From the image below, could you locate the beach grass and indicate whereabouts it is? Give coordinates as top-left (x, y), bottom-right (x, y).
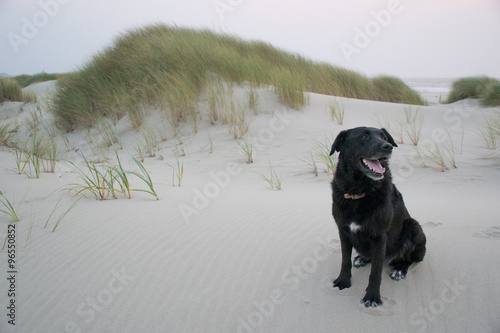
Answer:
top-left (301, 151), bottom-right (318, 176)
top-left (446, 76), bottom-right (500, 106)
top-left (481, 81), bottom-right (500, 107)
top-left (260, 160), bottom-right (282, 190)
top-left (167, 158), bottom-right (184, 187)
top-left (66, 152), bottom-right (159, 200)
top-left (329, 98), bottom-right (345, 125)
top-left (0, 193), bottom-right (19, 222)
top-left (403, 106), bottom-right (424, 146)
top-left (0, 77), bottom-right (38, 103)
top-left (13, 72), bottom-right (60, 88)
top-left (50, 25), bottom-right (425, 131)
top-left (479, 115), bottom-right (499, 150)
top-left (311, 133), bottom-right (337, 174)
top-left (0, 122), bottom-right (17, 146)
top-left (236, 140), bottom-right (253, 163)
top-left (50, 196), bottom-right (82, 233)
top-left (1, 77), bottom-right (24, 103)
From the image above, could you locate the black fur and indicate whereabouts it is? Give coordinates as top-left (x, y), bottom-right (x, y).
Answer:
top-left (330, 127), bottom-right (426, 307)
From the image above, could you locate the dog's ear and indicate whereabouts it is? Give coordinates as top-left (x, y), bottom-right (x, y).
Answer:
top-left (381, 128), bottom-right (398, 147)
top-left (330, 130), bottom-right (349, 155)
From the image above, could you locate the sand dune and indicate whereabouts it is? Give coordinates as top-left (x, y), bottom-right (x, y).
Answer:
top-left (1, 81), bottom-right (499, 332)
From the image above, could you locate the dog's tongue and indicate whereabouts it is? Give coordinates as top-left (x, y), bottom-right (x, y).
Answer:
top-left (365, 159), bottom-right (386, 174)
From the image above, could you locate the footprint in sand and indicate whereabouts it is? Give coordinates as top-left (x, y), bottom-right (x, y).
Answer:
top-left (473, 226), bottom-right (500, 240)
top-left (358, 297), bottom-right (398, 316)
top-left (320, 275), bottom-right (362, 297)
top-left (422, 221), bottom-right (442, 228)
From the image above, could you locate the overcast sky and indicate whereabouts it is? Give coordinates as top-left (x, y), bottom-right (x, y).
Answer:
top-left (1, 0), bottom-right (499, 78)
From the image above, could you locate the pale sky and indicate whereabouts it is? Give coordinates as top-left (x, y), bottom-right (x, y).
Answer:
top-left (1, 0), bottom-right (499, 78)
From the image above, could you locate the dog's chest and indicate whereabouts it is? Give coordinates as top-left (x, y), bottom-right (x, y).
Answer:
top-left (349, 222), bottom-right (362, 233)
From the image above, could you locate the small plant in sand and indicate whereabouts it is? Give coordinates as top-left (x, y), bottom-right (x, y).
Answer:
top-left (44, 195), bottom-right (83, 232)
top-left (167, 158), bottom-right (184, 187)
top-left (311, 133), bottom-right (337, 174)
top-left (416, 134), bottom-right (457, 172)
top-left (236, 140), bottom-right (253, 163)
top-left (25, 132), bottom-right (44, 179)
top-left (67, 152), bottom-right (159, 200)
top-left (329, 98), bottom-right (345, 125)
top-left (24, 106), bottom-right (43, 132)
top-left (127, 155), bottom-right (159, 200)
top-left (135, 144), bottom-right (146, 162)
top-left (0, 193), bottom-right (19, 222)
top-left (112, 150), bottom-right (132, 199)
top-left (444, 131), bottom-right (458, 169)
top-left (40, 125), bottom-right (60, 173)
top-left (301, 151), bottom-right (318, 176)
top-left (260, 160), bottom-right (282, 190)
top-left (138, 126), bottom-right (160, 158)
top-left (43, 136), bottom-right (59, 173)
top-left (228, 102), bottom-right (251, 139)
top-left (479, 114), bottom-right (500, 150)
top-left (247, 85), bottom-right (260, 115)
top-left (403, 106), bottom-right (424, 146)
top-left (424, 142), bottom-right (448, 172)
top-left (67, 153), bottom-right (117, 200)
top-left (11, 144), bottom-right (25, 175)
top-left (393, 121), bottom-right (405, 145)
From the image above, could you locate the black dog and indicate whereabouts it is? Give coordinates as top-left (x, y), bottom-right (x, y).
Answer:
top-left (329, 127), bottom-right (426, 307)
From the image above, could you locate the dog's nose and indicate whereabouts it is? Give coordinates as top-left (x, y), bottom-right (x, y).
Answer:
top-left (382, 142), bottom-right (393, 151)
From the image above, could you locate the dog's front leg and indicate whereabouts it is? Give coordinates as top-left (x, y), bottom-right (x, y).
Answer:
top-left (362, 233), bottom-right (387, 307)
top-left (333, 230), bottom-right (352, 290)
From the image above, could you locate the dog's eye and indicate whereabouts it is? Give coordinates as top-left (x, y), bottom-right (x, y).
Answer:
top-left (361, 134), bottom-right (369, 140)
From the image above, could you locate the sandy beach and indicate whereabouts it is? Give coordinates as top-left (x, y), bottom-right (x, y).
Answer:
top-left (1, 80), bottom-right (499, 333)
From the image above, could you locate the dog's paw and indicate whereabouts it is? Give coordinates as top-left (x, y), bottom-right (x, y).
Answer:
top-left (353, 255), bottom-right (370, 268)
top-left (333, 276), bottom-right (351, 290)
top-left (361, 292), bottom-right (383, 308)
top-left (390, 269), bottom-right (407, 280)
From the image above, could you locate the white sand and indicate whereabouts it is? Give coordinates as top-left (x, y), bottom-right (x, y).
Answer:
top-left (1, 81), bottom-right (499, 332)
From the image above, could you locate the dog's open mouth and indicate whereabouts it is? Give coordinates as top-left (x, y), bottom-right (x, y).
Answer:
top-left (360, 158), bottom-right (387, 179)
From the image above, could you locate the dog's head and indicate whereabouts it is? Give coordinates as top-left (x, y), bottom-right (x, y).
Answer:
top-left (330, 127), bottom-right (397, 181)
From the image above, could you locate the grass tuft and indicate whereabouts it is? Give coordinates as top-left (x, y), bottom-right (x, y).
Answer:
top-left (236, 140), bottom-right (253, 163)
top-left (329, 98), bottom-right (345, 125)
top-left (446, 76), bottom-right (500, 106)
top-left (402, 106), bottom-right (424, 146)
top-left (311, 133), bottom-right (337, 174)
top-left (66, 152), bottom-right (159, 200)
top-left (167, 158), bottom-right (184, 187)
top-left (0, 194), bottom-right (19, 222)
top-left (260, 160), bottom-right (282, 190)
top-left (479, 113), bottom-right (500, 149)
